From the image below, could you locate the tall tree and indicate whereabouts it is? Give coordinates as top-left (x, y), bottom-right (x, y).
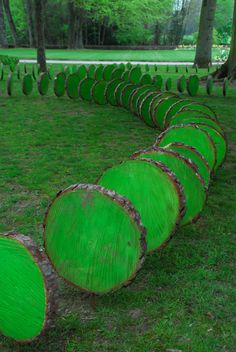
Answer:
top-left (0, 0), bottom-right (7, 47)
top-left (3, 0), bottom-right (17, 46)
top-left (25, 0), bottom-right (35, 47)
top-left (34, 0), bottom-right (46, 72)
top-left (194, 0), bottom-right (217, 68)
top-left (214, 0), bottom-right (236, 79)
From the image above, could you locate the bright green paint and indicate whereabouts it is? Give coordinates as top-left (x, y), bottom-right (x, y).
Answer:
top-left (157, 126), bottom-right (216, 171)
top-left (44, 188), bottom-right (143, 294)
top-left (0, 236), bottom-right (46, 341)
top-left (99, 160), bottom-right (181, 253)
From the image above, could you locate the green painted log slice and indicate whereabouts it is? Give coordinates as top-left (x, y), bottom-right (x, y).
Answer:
top-left (151, 92), bottom-right (176, 129)
top-left (38, 72), bottom-right (50, 96)
top-left (47, 65), bottom-right (54, 80)
top-left (23, 64), bottom-right (27, 73)
top-left (119, 63), bottom-right (126, 70)
top-left (103, 65), bottom-right (116, 81)
top-left (7, 73), bottom-right (13, 96)
top-left (152, 96), bottom-right (180, 130)
top-left (163, 99), bottom-right (192, 127)
top-left (91, 80), bottom-right (107, 105)
top-left (44, 184), bottom-right (146, 294)
top-left (223, 78), bottom-right (229, 97)
top-left (187, 75), bottom-right (199, 96)
top-left (54, 72), bottom-right (66, 97)
top-left (169, 111), bottom-right (224, 134)
top-left (130, 85), bottom-right (156, 115)
top-left (77, 65), bottom-right (87, 81)
top-left (114, 81), bottom-right (129, 106)
top-left (129, 66), bottom-right (142, 84)
top-left (139, 73), bottom-right (152, 85)
top-left (164, 142), bottom-right (211, 187)
top-left (177, 75), bottom-right (186, 93)
top-left (111, 67), bottom-right (125, 80)
top-left (22, 74), bottom-right (33, 96)
top-left (0, 63), bottom-right (4, 81)
top-left (155, 125), bottom-right (216, 171)
top-left (79, 78), bottom-right (95, 101)
top-left (98, 159), bottom-right (184, 253)
top-left (120, 84), bottom-right (138, 110)
top-left (0, 232), bottom-right (57, 342)
top-left (126, 62), bottom-right (132, 69)
top-left (106, 79), bottom-right (123, 106)
top-left (121, 70), bottom-right (130, 82)
top-left (138, 91), bottom-right (160, 127)
top-left (206, 76), bottom-right (213, 96)
top-left (133, 148), bottom-right (206, 225)
top-left (64, 66), bottom-right (71, 76)
top-left (87, 64), bottom-right (96, 79)
top-left (145, 64), bottom-right (150, 72)
top-left (95, 65), bottom-right (104, 81)
top-left (32, 64), bottom-right (37, 80)
top-left (152, 75), bottom-right (163, 90)
top-left (191, 124), bottom-right (227, 170)
top-left (66, 73), bottom-right (80, 99)
top-left (165, 77), bottom-right (172, 91)
top-left (180, 102), bottom-right (217, 120)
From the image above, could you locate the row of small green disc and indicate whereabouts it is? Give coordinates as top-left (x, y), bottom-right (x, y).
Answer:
top-left (0, 64), bottom-right (227, 343)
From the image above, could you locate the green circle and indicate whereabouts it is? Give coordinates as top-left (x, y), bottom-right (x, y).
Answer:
top-left (44, 185), bottom-right (145, 294)
top-left (88, 64), bottom-right (96, 79)
top-left (165, 78), bottom-right (172, 91)
top-left (139, 73), bottom-right (152, 85)
top-left (181, 102), bottom-right (217, 120)
top-left (38, 72), bottom-right (50, 96)
top-left (103, 65), bottom-right (116, 81)
top-left (164, 100), bottom-right (192, 127)
top-left (134, 148), bottom-right (206, 225)
top-left (152, 75), bottom-right (163, 90)
top-left (0, 235), bottom-right (47, 341)
top-left (106, 79), bottom-right (123, 106)
top-left (165, 142), bottom-right (211, 187)
top-left (121, 70), bottom-right (130, 83)
top-left (111, 67), bottom-right (125, 80)
top-left (99, 159), bottom-right (182, 253)
top-left (129, 66), bottom-right (142, 84)
top-left (129, 85), bottom-right (155, 114)
top-left (22, 74), bottom-right (33, 96)
top-left (95, 65), bottom-right (104, 81)
top-left (139, 92), bottom-right (159, 127)
top-left (79, 78), bottom-right (95, 101)
top-left (66, 73), bottom-right (80, 99)
top-left (92, 80), bottom-right (107, 105)
top-left (77, 65), bottom-right (87, 80)
top-left (187, 75), bottom-right (199, 96)
top-left (64, 66), bottom-right (71, 76)
top-left (120, 84), bottom-right (138, 109)
top-left (152, 95), bottom-right (179, 130)
top-left (156, 125), bottom-right (216, 171)
top-left (54, 72), bottom-right (66, 97)
top-left (177, 75), bottom-right (186, 93)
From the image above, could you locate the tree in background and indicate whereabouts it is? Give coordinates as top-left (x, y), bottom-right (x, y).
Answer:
top-left (194, 0), bottom-right (217, 68)
top-left (214, 0), bottom-right (236, 79)
top-left (25, 0), bottom-right (35, 47)
top-left (3, 0), bottom-right (18, 46)
top-left (0, 0), bottom-right (7, 47)
top-left (167, 0), bottom-right (190, 46)
top-left (34, 0), bottom-right (46, 72)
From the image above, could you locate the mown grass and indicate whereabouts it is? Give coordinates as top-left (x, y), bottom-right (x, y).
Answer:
top-left (0, 64), bottom-right (235, 352)
top-left (0, 47), bottom-right (222, 62)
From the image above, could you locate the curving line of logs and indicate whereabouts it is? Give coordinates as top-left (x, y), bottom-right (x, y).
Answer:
top-left (0, 63), bottom-right (227, 343)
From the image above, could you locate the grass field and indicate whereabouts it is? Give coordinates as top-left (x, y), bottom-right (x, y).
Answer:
top-left (0, 65), bottom-right (235, 352)
top-left (0, 47), bottom-right (222, 62)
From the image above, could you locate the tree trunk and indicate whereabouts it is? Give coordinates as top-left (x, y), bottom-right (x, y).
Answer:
top-left (34, 0), bottom-right (46, 72)
top-left (75, 8), bottom-right (84, 49)
top-left (25, 0), bottom-right (35, 47)
top-left (194, 0), bottom-right (217, 68)
top-left (68, 0), bottom-right (76, 49)
top-left (3, 0), bottom-right (17, 47)
top-left (0, 0), bottom-right (7, 47)
top-left (213, 0), bottom-right (236, 79)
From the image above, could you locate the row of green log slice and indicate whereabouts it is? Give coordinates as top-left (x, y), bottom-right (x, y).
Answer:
top-left (0, 64), bottom-right (227, 343)
top-left (5, 62), bottom-right (231, 97)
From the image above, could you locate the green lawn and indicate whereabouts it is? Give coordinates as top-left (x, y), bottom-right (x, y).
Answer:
top-left (0, 65), bottom-right (235, 352)
top-left (0, 47), bottom-right (222, 62)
